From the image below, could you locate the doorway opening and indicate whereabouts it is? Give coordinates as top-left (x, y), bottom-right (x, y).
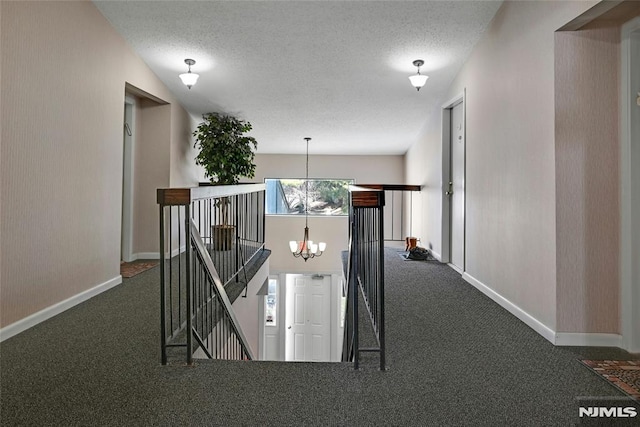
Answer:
top-left (262, 273), bottom-right (344, 362)
top-left (441, 91), bottom-right (466, 272)
top-left (121, 96), bottom-right (135, 262)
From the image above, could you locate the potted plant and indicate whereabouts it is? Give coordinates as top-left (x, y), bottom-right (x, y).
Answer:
top-left (193, 113), bottom-right (258, 250)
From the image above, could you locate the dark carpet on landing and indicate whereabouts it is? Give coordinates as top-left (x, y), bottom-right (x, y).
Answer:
top-left (1, 248), bottom-right (638, 426)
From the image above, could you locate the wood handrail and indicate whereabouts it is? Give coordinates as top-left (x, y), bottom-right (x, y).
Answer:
top-left (356, 184), bottom-right (422, 192)
top-left (157, 183), bottom-right (266, 206)
top-left (349, 185), bottom-right (385, 208)
top-left (349, 184), bottom-right (421, 208)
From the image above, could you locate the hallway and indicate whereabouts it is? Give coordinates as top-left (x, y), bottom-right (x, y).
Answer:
top-left (0, 248), bottom-right (636, 426)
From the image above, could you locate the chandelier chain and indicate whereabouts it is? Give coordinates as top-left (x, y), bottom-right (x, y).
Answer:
top-left (290, 137), bottom-right (325, 261)
top-left (305, 138), bottom-right (309, 228)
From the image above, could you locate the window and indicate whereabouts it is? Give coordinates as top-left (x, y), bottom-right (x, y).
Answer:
top-left (265, 279), bottom-right (277, 326)
top-left (265, 178), bottom-right (354, 216)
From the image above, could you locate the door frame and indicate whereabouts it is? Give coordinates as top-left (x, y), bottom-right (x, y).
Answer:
top-left (440, 90), bottom-right (466, 269)
top-left (283, 272), bottom-right (341, 362)
top-left (121, 96), bottom-right (136, 262)
top-left (620, 18), bottom-right (640, 353)
top-left (284, 273), bottom-right (332, 362)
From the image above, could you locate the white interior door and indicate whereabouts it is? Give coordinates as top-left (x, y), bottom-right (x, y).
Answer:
top-left (285, 274), bottom-right (331, 361)
top-left (450, 101), bottom-right (465, 271)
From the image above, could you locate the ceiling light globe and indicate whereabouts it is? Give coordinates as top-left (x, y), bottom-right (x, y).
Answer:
top-left (179, 72), bottom-right (199, 88)
top-left (409, 74), bottom-right (428, 90)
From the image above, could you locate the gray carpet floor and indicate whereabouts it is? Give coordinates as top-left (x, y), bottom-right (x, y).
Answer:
top-left (1, 248), bottom-right (638, 426)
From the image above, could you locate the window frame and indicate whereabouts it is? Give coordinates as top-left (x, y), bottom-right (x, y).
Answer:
top-left (264, 177), bottom-right (355, 217)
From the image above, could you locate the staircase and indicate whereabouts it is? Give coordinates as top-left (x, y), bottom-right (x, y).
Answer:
top-left (157, 184), bottom-right (267, 364)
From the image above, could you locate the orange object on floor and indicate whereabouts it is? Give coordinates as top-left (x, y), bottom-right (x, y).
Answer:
top-left (405, 237), bottom-right (418, 251)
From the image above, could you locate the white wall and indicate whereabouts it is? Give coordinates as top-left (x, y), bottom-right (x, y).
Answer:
top-left (255, 154), bottom-right (404, 273)
top-left (405, 0), bottom-right (598, 332)
top-left (555, 23), bottom-right (622, 334)
top-left (133, 101), bottom-right (171, 257)
top-left (254, 154), bottom-right (404, 183)
top-left (232, 258), bottom-right (270, 358)
top-left (0, 1), bottom-right (196, 333)
top-left (267, 216), bottom-right (348, 274)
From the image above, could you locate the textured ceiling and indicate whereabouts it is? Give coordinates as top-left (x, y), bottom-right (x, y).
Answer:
top-left (94, 1), bottom-right (502, 155)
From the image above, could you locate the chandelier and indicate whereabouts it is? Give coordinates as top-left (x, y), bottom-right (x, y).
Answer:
top-left (289, 137), bottom-right (326, 261)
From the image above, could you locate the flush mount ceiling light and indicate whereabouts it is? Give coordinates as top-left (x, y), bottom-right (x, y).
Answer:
top-left (408, 59), bottom-right (429, 91)
top-left (289, 137), bottom-right (326, 262)
top-left (179, 59), bottom-right (199, 89)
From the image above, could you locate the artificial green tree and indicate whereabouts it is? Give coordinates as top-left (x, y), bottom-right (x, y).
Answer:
top-left (193, 113), bottom-right (258, 249)
top-left (193, 112), bottom-right (257, 185)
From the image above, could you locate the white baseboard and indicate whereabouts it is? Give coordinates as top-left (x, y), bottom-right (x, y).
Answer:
top-left (555, 332), bottom-right (623, 347)
top-left (461, 272), bottom-right (557, 344)
top-left (430, 250), bottom-right (442, 261)
top-left (461, 272), bottom-right (625, 348)
top-left (170, 245), bottom-right (186, 258)
top-left (448, 263), bottom-right (463, 274)
top-left (0, 275), bottom-right (122, 342)
top-left (133, 252), bottom-right (160, 260)
top-left (132, 245), bottom-right (186, 261)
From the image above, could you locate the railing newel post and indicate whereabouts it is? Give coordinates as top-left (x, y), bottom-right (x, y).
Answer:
top-left (346, 185), bottom-right (390, 370)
